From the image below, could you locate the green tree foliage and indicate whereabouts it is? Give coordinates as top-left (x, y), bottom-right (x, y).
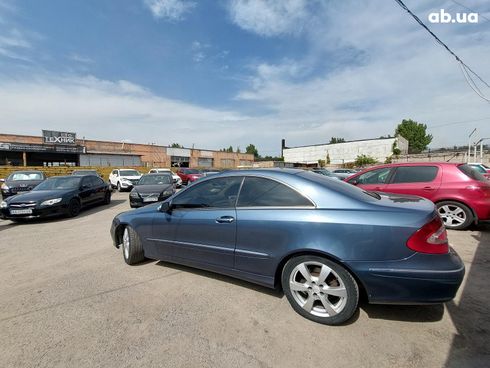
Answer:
top-left (318, 159), bottom-right (326, 167)
top-left (329, 137), bottom-right (345, 144)
top-left (354, 154), bottom-right (377, 166)
top-left (395, 119), bottom-right (432, 154)
top-left (246, 144), bottom-right (259, 158)
top-left (170, 143), bottom-right (183, 148)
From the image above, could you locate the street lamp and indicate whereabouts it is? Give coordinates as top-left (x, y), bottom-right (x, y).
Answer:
top-left (468, 128), bottom-right (477, 162)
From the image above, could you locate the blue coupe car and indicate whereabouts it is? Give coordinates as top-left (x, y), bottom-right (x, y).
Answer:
top-left (110, 169), bottom-right (464, 325)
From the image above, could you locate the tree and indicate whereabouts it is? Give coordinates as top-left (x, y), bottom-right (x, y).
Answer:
top-left (236, 146), bottom-right (241, 153)
top-left (329, 137), bottom-right (345, 144)
top-left (354, 154), bottom-right (377, 166)
top-left (245, 144), bottom-right (259, 158)
top-left (395, 119), bottom-right (432, 154)
top-left (170, 143), bottom-right (183, 148)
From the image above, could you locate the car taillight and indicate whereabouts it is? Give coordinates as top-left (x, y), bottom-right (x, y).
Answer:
top-left (407, 216), bottom-right (449, 254)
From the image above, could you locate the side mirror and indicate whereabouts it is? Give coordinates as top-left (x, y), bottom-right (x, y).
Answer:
top-left (350, 179), bottom-right (359, 185)
top-left (80, 184), bottom-right (90, 190)
top-left (159, 201), bottom-right (172, 213)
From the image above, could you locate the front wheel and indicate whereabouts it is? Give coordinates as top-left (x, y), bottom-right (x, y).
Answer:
top-left (103, 191), bottom-right (111, 205)
top-left (117, 182), bottom-right (122, 192)
top-left (436, 201), bottom-right (473, 230)
top-left (122, 226), bottom-right (145, 265)
top-left (282, 255), bottom-right (359, 325)
top-left (66, 198), bottom-right (81, 218)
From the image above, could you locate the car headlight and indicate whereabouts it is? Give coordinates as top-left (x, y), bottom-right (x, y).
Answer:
top-left (0, 201), bottom-right (7, 208)
top-left (41, 198), bottom-right (62, 206)
top-left (1, 183), bottom-right (9, 190)
top-left (162, 190), bottom-right (173, 196)
top-left (129, 191), bottom-right (139, 198)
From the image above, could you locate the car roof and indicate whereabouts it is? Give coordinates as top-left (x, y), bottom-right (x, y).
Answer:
top-left (142, 172), bottom-right (172, 176)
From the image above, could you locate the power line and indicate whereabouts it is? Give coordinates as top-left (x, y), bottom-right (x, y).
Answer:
top-left (427, 116), bottom-right (490, 129)
top-left (450, 0), bottom-right (490, 22)
top-left (393, 0), bottom-right (490, 102)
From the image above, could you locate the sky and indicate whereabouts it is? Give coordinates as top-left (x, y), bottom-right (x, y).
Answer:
top-left (0, 0), bottom-right (489, 156)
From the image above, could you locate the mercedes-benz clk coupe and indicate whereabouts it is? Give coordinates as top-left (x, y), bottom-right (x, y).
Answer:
top-left (110, 169), bottom-right (464, 325)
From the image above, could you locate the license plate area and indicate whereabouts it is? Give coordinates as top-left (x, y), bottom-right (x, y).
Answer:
top-left (143, 196), bottom-right (158, 202)
top-left (10, 209), bottom-right (33, 215)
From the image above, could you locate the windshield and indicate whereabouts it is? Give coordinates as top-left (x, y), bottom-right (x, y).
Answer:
top-left (183, 169), bottom-right (201, 174)
top-left (34, 177), bottom-right (81, 190)
top-left (120, 170), bottom-right (140, 176)
top-left (138, 175), bottom-right (172, 185)
top-left (8, 172), bottom-right (43, 181)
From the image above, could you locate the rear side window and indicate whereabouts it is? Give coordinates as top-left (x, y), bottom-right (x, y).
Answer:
top-left (458, 164), bottom-right (487, 182)
top-left (237, 177), bottom-right (313, 207)
top-left (391, 166), bottom-right (438, 184)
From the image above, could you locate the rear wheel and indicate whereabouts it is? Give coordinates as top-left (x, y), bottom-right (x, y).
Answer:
top-left (117, 182), bottom-right (122, 192)
top-left (122, 226), bottom-right (145, 265)
top-left (67, 198), bottom-right (81, 218)
top-left (282, 255), bottom-right (359, 325)
top-left (436, 201), bottom-right (473, 230)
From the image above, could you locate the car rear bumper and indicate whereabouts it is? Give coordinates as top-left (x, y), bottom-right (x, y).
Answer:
top-left (345, 248), bottom-right (465, 304)
top-left (471, 198), bottom-right (490, 221)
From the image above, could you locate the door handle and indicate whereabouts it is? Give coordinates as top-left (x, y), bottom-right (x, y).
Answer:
top-left (374, 187), bottom-right (382, 191)
top-left (216, 216), bottom-right (235, 224)
top-left (423, 186), bottom-right (435, 191)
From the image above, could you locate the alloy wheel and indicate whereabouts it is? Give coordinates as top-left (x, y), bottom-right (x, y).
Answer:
top-left (288, 261), bottom-right (348, 317)
top-left (123, 228), bottom-right (130, 260)
top-left (438, 204), bottom-right (466, 227)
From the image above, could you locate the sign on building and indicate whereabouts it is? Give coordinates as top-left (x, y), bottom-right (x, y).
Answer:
top-left (42, 130), bottom-right (77, 145)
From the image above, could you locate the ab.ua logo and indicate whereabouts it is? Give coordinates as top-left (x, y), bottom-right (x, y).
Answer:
top-left (428, 9), bottom-right (479, 23)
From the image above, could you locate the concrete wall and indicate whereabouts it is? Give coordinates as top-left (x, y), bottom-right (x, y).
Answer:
top-left (283, 137), bottom-right (408, 164)
top-left (391, 151), bottom-right (490, 165)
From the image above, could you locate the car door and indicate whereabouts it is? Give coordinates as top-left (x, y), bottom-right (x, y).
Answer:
top-left (109, 170), bottom-right (118, 186)
top-left (382, 165), bottom-right (441, 201)
top-left (234, 176), bottom-right (316, 279)
top-left (162, 176), bottom-right (243, 268)
top-left (347, 167), bottom-right (393, 192)
top-left (90, 176), bottom-right (107, 202)
top-left (79, 176), bottom-right (97, 206)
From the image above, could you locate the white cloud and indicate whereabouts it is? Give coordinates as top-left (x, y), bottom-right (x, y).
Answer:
top-left (144, 0), bottom-right (195, 21)
top-left (228, 0), bottom-right (311, 37)
top-left (234, 0), bottom-right (490, 149)
top-left (0, 75), bottom-right (256, 149)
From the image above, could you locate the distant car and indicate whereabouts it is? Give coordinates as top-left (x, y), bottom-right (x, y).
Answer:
top-left (176, 168), bottom-right (204, 185)
top-left (311, 168), bottom-right (341, 180)
top-left (332, 169), bottom-right (358, 180)
top-left (71, 170), bottom-right (100, 177)
top-left (109, 169), bottom-right (142, 192)
top-left (148, 168), bottom-right (182, 187)
top-left (1, 170), bottom-right (46, 198)
top-left (345, 162), bottom-right (490, 230)
top-left (111, 169), bottom-right (464, 325)
top-left (129, 173), bottom-right (175, 208)
top-left (201, 169), bottom-right (220, 177)
top-left (0, 175), bottom-right (111, 220)
top-left (468, 163), bottom-right (490, 179)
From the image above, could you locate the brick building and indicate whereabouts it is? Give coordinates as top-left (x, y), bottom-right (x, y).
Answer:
top-left (0, 131), bottom-right (254, 169)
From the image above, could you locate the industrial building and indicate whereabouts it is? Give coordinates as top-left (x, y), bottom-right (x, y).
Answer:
top-left (282, 136), bottom-right (408, 165)
top-left (0, 131), bottom-right (254, 169)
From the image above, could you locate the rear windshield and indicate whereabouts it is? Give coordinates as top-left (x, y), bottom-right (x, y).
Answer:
top-left (8, 172), bottom-right (43, 181)
top-left (458, 164), bottom-right (487, 182)
top-left (299, 171), bottom-right (380, 202)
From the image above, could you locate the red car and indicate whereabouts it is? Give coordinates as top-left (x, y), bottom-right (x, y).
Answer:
top-left (345, 162), bottom-right (490, 230)
top-left (176, 168), bottom-right (204, 185)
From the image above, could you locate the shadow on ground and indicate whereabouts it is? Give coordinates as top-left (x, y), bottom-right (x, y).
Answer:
top-left (444, 223), bottom-right (490, 367)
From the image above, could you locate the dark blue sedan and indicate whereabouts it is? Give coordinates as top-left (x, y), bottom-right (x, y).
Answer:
top-left (110, 169), bottom-right (464, 325)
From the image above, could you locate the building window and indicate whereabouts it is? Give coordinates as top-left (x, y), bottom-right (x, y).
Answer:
top-left (220, 159), bottom-right (236, 168)
top-left (198, 158), bottom-right (214, 168)
top-left (171, 156), bottom-right (190, 168)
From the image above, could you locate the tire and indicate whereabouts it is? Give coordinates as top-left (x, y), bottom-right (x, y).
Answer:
top-left (117, 182), bottom-right (122, 192)
top-left (103, 191), bottom-right (111, 205)
top-left (67, 198), bottom-right (81, 218)
top-left (122, 226), bottom-right (145, 265)
top-left (282, 255), bottom-right (359, 325)
top-left (436, 201), bottom-right (473, 230)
